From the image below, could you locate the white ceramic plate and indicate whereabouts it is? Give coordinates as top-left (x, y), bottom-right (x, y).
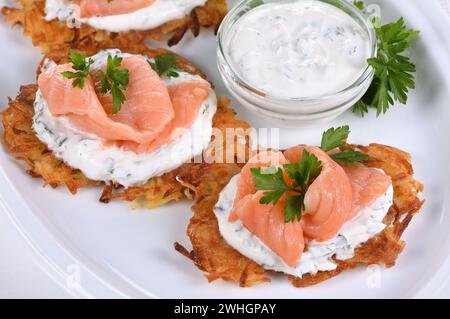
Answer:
top-left (1, 0), bottom-right (450, 298)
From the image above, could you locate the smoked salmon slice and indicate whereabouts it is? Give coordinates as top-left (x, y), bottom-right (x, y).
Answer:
top-left (39, 57), bottom-right (173, 144)
top-left (98, 56), bottom-right (175, 138)
top-left (230, 151), bottom-right (304, 267)
top-left (343, 164), bottom-right (392, 218)
top-left (229, 146), bottom-right (392, 267)
top-left (119, 80), bottom-right (211, 153)
top-left (38, 55), bottom-right (210, 154)
top-left (232, 150), bottom-right (289, 212)
top-left (284, 146), bottom-right (353, 242)
top-left (74, 0), bottom-right (156, 18)
top-left (233, 193), bottom-right (305, 268)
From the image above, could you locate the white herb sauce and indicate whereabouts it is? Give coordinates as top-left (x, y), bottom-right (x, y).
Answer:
top-left (214, 174), bottom-right (393, 277)
top-left (45, 0), bottom-right (207, 32)
top-left (33, 49), bottom-right (216, 187)
top-left (225, 0), bottom-right (371, 99)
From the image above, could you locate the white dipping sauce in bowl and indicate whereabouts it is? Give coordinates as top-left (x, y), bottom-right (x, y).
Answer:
top-left (217, 0), bottom-right (377, 126)
top-left (227, 0), bottom-right (371, 99)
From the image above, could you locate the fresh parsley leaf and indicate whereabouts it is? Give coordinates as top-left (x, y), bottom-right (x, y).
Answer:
top-left (352, 11), bottom-right (419, 116)
top-left (148, 54), bottom-right (179, 78)
top-left (61, 50), bottom-right (94, 89)
top-left (284, 195), bottom-right (304, 223)
top-left (283, 149), bottom-right (323, 223)
top-left (320, 125), bottom-right (350, 152)
top-left (110, 84), bottom-right (126, 116)
top-left (329, 149), bottom-right (369, 165)
top-left (98, 55), bottom-right (129, 115)
top-left (251, 166), bottom-right (292, 206)
top-left (284, 149), bottom-right (322, 189)
top-left (251, 150), bottom-right (322, 223)
top-left (352, 99), bottom-right (369, 116)
top-left (320, 126), bottom-right (369, 165)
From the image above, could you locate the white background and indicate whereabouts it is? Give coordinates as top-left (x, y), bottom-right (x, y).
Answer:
top-left (0, 0), bottom-right (449, 299)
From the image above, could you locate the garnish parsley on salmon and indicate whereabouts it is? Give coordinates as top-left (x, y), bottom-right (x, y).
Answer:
top-left (45, 0), bottom-right (209, 33)
top-left (214, 126), bottom-right (394, 277)
top-left (33, 49), bottom-right (216, 187)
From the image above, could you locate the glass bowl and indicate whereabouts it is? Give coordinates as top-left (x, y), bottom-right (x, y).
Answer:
top-left (217, 0), bottom-right (377, 127)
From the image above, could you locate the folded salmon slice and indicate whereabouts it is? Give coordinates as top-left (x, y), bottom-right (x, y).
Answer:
top-left (74, 0), bottom-right (155, 18)
top-left (118, 80), bottom-right (210, 153)
top-left (343, 164), bottom-right (392, 218)
top-left (233, 193), bottom-right (305, 268)
top-left (231, 150), bottom-right (289, 217)
top-left (229, 146), bottom-right (392, 267)
top-left (98, 56), bottom-right (175, 136)
top-left (284, 146), bottom-right (354, 242)
top-left (230, 151), bottom-right (303, 267)
top-left (38, 55), bottom-right (209, 154)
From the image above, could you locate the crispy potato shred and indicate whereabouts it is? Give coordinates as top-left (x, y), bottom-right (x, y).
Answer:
top-left (2, 84), bottom-right (99, 193)
top-left (1, 42), bottom-right (249, 208)
top-left (175, 143), bottom-right (424, 287)
top-left (1, 0), bottom-right (227, 52)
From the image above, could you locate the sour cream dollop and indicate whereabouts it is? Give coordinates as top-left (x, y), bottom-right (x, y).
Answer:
top-left (224, 0), bottom-right (372, 99)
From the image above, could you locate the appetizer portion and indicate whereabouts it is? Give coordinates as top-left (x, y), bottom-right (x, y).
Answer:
top-left (175, 127), bottom-right (424, 287)
top-left (46, 0), bottom-right (206, 32)
top-left (216, 146), bottom-right (391, 277)
top-left (2, 43), bottom-right (250, 207)
top-left (35, 48), bottom-right (215, 187)
top-left (1, 0), bottom-right (227, 51)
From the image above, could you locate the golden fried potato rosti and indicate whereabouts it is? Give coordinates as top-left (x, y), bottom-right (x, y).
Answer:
top-left (175, 163), bottom-right (270, 286)
top-left (1, 0), bottom-right (227, 53)
top-left (175, 144), bottom-right (424, 287)
top-left (1, 43), bottom-right (250, 208)
top-left (2, 84), bottom-right (99, 194)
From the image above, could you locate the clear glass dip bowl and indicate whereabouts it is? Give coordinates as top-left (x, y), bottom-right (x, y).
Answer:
top-left (217, 0), bottom-right (377, 127)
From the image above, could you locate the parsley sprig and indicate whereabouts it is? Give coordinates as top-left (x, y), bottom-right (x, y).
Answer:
top-left (61, 50), bottom-right (130, 115)
top-left (352, 2), bottom-right (419, 116)
top-left (61, 50), bottom-right (94, 89)
top-left (282, 150), bottom-right (323, 222)
top-left (148, 54), bottom-right (179, 78)
top-left (329, 149), bottom-right (369, 165)
top-left (320, 126), bottom-right (369, 165)
top-left (251, 149), bottom-right (322, 223)
top-left (97, 55), bottom-right (130, 115)
top-left (320, 126), bottom-right (351, 152)
top-left (250, 126), bottom-right (369, 223)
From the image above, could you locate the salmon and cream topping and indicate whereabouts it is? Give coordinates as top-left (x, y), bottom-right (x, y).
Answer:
top-left (45, 0), bottom-right (207, 32)
top-left (33, 49), bottom-right (216, 187)
top-left (214, 128), bottom-right (393, 277)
